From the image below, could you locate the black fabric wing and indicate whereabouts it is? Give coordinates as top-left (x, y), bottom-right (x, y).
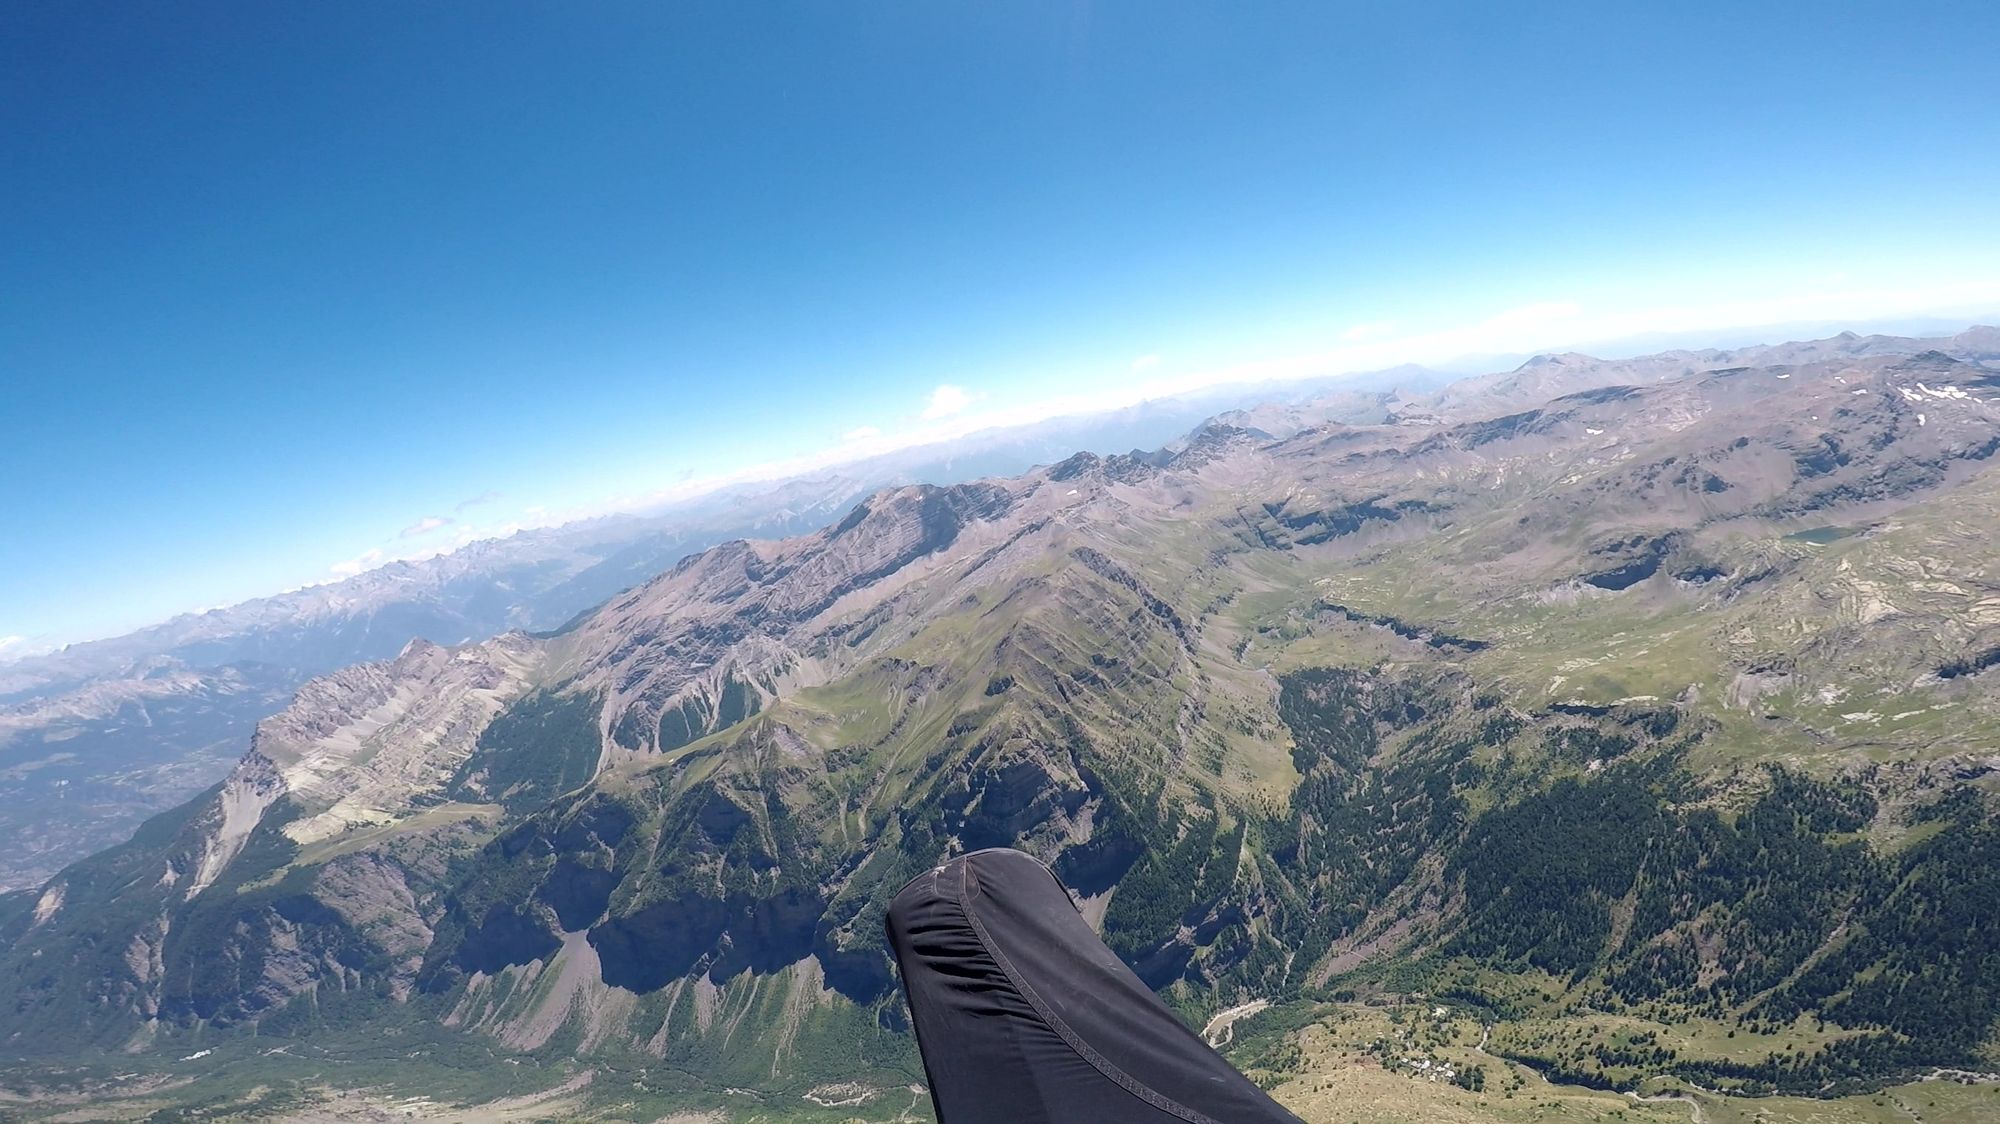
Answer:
top-left (886, 847), bottom-right (1305, 1124)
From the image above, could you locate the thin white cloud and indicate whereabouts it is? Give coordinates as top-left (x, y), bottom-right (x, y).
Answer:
top-left (843, 425), bottom-right (882, 442)
top-left (1479, 301), bottom-right (1582, 331)
top-left (1130, 354), bottom-right (1162, 372)
top-left (1341, 320), bottom-right (1398, 342)
top-left (329, 548), bottom-right (385, 577)
top-left (398, 515), bottom-right (453, 539)
top-left (453, 490), bottom-right (501, 512)
top-left (0, 634), bottom-right (54, 664)
top-left (920, 384), bottom-right (973, 420)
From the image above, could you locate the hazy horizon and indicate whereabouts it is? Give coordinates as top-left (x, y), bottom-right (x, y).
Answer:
top-left (7, 311), bottom-right (1996, 659)
top-left (7, 2), bottom-right (1998, 647)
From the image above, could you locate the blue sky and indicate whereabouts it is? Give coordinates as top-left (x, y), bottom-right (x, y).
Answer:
top-left (4, 1), bottom-right (1998, 649)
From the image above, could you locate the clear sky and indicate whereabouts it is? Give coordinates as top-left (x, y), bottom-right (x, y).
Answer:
top-left (4, 1), bottom-right (1998, 650)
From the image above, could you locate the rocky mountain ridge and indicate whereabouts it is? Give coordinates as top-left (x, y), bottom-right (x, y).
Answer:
top-left (5, 333), bottom-right (2000, 1119)
top-left (1, 366), bottom-right (1480, 892)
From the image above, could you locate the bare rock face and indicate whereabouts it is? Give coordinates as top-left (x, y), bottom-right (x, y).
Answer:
top-left (314, 853), bottom-right (438, 999)
top-left (569, 481), bottom-right (1021, 758)
top-left (940, 734), bottom-right (1095, 853)
top-left (186, 747), bottom-right (286, 897)
top-left (261, 635), bottom-right (542, 844)
top-left (0, 636), bottom-right (539, 1037)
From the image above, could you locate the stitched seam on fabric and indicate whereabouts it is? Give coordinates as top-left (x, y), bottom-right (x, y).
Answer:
top-left (956, 857), bottom-right (1223, 1124)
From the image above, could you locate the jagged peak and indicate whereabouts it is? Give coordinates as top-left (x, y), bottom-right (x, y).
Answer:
top-left (397, 636), bottom-right (446, 661)
top-left (1165, 422), bottom-right (1263, 469)
top-left (1515, 351), bottom-right (1598, 371)
top-left (1048, 450), bottom-right (1102, 481)
top-left (1893, 349), bottom-right (1978, 376)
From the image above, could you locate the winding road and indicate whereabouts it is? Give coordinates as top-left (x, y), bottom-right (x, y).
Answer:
top-left (1203, 999), bottom-right (1271, 1047)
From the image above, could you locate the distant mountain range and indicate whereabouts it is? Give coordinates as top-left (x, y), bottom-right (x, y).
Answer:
top-left (0, 367), bottom-right (1443, 891)
top-left (4, 325), bottom-right (1998, 1119)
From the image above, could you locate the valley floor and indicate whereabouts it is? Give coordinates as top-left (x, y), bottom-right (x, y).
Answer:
top-left (9, 1001), bottom-right (1997, 1123)
top-left (1264, 1003), bottom-right (2000, 1124)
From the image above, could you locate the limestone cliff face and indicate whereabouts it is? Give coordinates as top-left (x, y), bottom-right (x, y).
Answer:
top-left (564, 481), bottom-right (1022, 759)
top-left (170, 634), bottom-right (542, 903)
top-left (256, 635), bottom-right (542, 842)
top-left (0, 636), bottom-right (540, 1039)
